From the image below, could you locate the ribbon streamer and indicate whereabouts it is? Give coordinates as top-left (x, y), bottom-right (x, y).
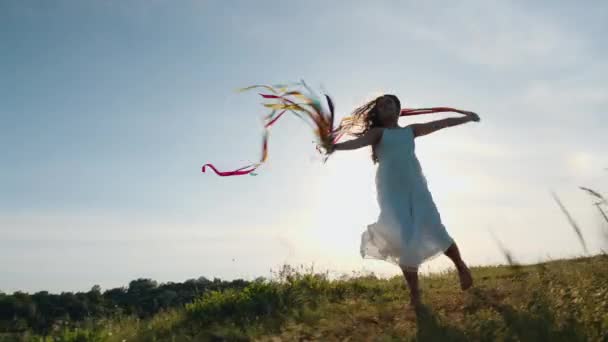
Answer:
top-left (202, 82), bottom-right (472, 176)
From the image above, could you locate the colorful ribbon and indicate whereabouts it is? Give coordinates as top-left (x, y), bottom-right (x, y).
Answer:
top-left (202, 82), bottom-right (471, 176)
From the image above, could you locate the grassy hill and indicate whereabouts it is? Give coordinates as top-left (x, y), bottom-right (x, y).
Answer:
top-left (6, 254), bottom-right (606, 341)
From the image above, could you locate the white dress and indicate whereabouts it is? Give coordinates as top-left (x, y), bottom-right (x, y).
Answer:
top-left (360, 126), bottom-right (454, 271)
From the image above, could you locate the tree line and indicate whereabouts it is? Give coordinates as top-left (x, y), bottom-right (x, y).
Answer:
top-left (0, 276), bottom-right (252, 336)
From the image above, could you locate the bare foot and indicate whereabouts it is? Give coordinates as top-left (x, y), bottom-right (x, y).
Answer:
top-left (458, 266), bottom-right (473, 290)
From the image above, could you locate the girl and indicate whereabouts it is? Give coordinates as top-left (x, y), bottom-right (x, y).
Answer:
top-left (327, 94), bottom-right (479, 308)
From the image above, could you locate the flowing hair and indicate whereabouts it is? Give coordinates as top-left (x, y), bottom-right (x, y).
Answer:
top-left (337, 94), bottom-right (401, 164)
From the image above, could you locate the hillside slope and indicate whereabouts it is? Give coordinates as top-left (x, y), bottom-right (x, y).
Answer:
top-left (121, 254), bottom-right (608, 341)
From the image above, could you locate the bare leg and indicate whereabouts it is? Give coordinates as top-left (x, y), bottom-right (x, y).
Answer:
top-left (444, 242), bottom-right (473, 290)
top-left (401, 266), bottom-right (422, 308)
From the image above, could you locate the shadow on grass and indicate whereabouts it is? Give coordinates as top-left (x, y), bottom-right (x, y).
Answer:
top-left (469, 287), bottom-right (587, 342)
top-left (414, 304), bottom-right (468, 342)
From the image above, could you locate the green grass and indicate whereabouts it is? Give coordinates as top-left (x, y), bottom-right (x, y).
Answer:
top-left (7, 254), bottom-right (605, 341)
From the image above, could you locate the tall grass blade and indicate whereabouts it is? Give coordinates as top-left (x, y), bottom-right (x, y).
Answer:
top-left (551, 191), bottom-right (588, 254)
top-left (489, 230), bottom-right (517, 266)
top-left (579, 186), bottom-right (606, 205)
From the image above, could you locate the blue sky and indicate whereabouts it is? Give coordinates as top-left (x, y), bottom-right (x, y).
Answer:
top-left (1, 0), bottom-right (607, 293)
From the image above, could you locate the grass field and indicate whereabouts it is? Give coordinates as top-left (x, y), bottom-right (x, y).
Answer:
top-left (5, 253), bottom-right (605, 341)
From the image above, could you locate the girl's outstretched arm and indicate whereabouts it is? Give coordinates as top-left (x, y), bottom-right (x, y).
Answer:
top-left (411, 112), bottom-right (480, 138)
top-left (332, 127), bottom-right (382, 152)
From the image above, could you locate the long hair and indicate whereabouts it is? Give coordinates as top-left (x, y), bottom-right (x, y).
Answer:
top-left (339, 94), bottom-right (401, 164)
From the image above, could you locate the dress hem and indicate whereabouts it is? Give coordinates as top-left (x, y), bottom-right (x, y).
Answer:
top-left (360, 237), bottom-right (454, 272)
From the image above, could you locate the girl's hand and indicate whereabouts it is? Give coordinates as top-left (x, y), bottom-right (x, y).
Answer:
top-left (464, 111), bottom-right (480, 122)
